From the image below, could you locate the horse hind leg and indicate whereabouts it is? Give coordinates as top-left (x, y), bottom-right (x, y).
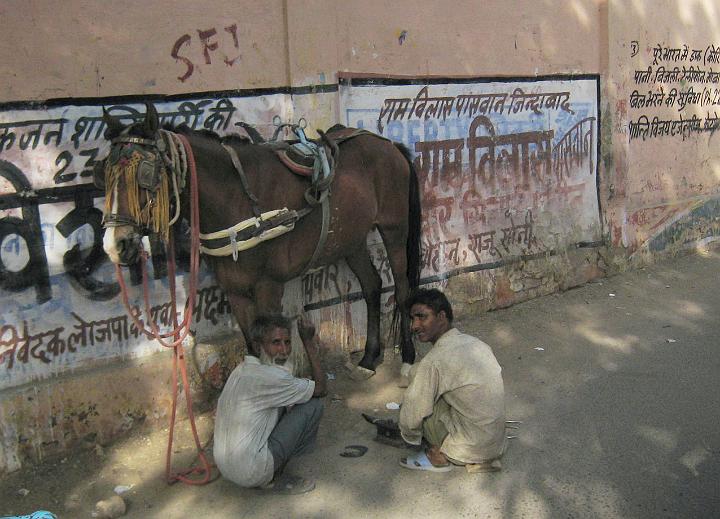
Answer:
top-left (377, 226), bottom-right (416, 370)
top-left (345, 246), bottom-right (383, 374)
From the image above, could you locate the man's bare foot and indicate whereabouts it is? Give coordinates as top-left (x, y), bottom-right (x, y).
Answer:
top-left (427, 445), bottom-right (449, 467)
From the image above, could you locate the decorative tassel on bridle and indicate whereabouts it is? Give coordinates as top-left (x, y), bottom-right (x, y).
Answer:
top-left (104, 149), bottom-right (172, 242)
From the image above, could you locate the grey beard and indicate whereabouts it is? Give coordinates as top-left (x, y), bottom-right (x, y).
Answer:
top-left (259, 349), bottom-right (296, 375)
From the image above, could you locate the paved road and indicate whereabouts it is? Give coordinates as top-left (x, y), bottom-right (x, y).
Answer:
top-left (2, 247), bottom-right (719, 518)
top-left (468, 247), bottom-right (720, 519)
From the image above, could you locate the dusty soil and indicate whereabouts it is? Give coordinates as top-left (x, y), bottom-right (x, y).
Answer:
top-left (3, 246), bottom-right (720, 519)
top-left (1, 344), bottom-right (421, 518)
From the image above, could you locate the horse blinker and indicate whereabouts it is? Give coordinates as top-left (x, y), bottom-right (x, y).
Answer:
top-left (137, 158), bottom-right (161, 192)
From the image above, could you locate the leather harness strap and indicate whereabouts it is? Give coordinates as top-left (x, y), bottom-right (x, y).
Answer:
top-left (305, 191), bottom-right (330, 272)
top-left (222, 143), bottom-right (261, 218)
top-left (203, 128), bottom-right (385, 269)
top-left (208, 139), bottom-right (335, 269)
top-left (302, 128), bottom-right (341, 271)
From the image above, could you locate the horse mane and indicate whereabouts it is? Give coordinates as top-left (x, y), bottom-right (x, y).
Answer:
top-left (162, 123), bottom-right (251, 146)
top-left (326, 123), bottom-right (347, 133)
top-left (163, 122), bottom-right (350, 147)
top-left (221, 134), bottom-right (252, 146)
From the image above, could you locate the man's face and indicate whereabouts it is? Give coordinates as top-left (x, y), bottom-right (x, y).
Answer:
top-left (260, 326), bottom-right (292, 366)
top-left (409, 303), bottom-right (449, 344)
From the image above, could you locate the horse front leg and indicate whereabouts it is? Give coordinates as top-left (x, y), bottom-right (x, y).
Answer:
top-left (213, 260), bottom-right (259, 354)
top-left (224, 290), bottom-right (257, 355)
top-left (223, 277), bottom-right (284, 357)
top-left (345, 247), bottom-right (383, 373)
top-left (253, 277), bottom-right (285, 315)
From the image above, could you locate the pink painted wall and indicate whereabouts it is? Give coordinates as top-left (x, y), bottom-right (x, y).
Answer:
top-left (0, 0), bottom-right (601, 101)
top-left (2, 0), bottom-right (719, 473)
top-left (604, 1), bottom-right (720, 257)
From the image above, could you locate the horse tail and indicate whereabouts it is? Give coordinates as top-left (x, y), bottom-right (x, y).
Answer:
top-left (395, 142), bottom-right (422, 291)
top-left (388, 142), bottom-right (422, 354)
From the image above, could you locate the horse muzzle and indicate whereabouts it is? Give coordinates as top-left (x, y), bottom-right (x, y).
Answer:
top-left (104, 227), bottom-right (144, 266)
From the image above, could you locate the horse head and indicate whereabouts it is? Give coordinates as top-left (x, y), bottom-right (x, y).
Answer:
top-left (96, 103), bottom-right (175, 265)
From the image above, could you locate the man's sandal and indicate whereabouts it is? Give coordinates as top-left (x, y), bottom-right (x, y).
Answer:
top-left (257, 473), bottom-right (315, 495)
top-left (399, 451), bottom-right (452, 472)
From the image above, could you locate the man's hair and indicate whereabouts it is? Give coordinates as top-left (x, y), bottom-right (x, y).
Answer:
top-left (249, 314), bottom-right (291, 347)
top-left (406, 288), bottom-right (453, 323)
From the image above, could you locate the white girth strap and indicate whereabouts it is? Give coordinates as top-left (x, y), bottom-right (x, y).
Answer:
top-left (199, 208), bottom-right (295, 260)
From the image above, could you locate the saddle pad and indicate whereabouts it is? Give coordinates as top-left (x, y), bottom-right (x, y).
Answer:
top-left (274, 127), bottom-right (386, 177)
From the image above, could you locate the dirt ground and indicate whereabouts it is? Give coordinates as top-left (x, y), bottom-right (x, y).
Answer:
top-left (2, 246), bottom-right (720, 519)
top-left (1, 345), bottom-right (420, 519)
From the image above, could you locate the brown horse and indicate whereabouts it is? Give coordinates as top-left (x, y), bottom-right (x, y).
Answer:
top-left (97, 103), bottom-right (421, 374)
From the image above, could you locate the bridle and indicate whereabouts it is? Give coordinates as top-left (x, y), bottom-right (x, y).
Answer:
top-left (98, 130), bottom-right (184, 237)
top-left (98, 127), bottom-right (210, 485)
top-left (98, 127), bottom-right (199, 347)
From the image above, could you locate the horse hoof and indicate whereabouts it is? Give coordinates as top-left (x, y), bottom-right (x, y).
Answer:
top-left (347, 363), bottom-right (375, 381)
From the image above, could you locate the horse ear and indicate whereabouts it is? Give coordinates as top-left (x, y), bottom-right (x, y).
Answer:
top-left (102, 107), bottom-right (124, 139)
top-left (144, 102), bottom-right (159, 136)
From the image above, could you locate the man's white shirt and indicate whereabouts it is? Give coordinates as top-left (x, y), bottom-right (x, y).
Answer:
top-left (213, 356), bottom-right (315, 487)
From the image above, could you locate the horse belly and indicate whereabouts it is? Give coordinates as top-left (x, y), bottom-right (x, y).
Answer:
top-left (263, 220), bottom-right (372, 281)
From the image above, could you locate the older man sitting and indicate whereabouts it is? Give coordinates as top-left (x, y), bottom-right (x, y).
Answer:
top-left (213, 315), bottom-right (326, 494)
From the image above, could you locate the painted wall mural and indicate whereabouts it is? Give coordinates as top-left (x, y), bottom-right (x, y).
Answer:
top-left (284, 76), bottom-right (602, 353)
top-left (1, 76), bottom-right (601, 391)
top-left (0, 94), bottom-right (295, 390)
top-left (628, 41), bottom-right (720, 141)
top-left (335, 76), bottom-right (602, 284)
top-left (621, 40), bottom-right (720, 254)
top-left (284, 76), bottom-right (603, 355)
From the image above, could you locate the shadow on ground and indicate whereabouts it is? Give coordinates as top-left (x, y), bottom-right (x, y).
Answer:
top-left (2, 248), bottom-right (720, 518)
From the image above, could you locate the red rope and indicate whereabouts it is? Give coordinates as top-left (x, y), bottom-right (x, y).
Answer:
top-left (114, 133), bottom-right (216, 485)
